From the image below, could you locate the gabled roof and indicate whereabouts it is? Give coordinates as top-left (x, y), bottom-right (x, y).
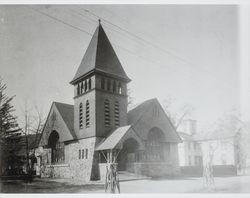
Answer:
top-left (128, 98), bottom-right (182, 143)
top-left (96, 125), bottom-right (131, 151)
top-left (54, 102), bottom-right (76, 139)
top-left (127, 98), bottom-right (156, 125)
top-left (70, 23), bottom-right (130, 84)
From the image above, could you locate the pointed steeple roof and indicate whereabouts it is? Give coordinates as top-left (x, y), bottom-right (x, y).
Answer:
top-left (70, 22), bottom-right (130, 84)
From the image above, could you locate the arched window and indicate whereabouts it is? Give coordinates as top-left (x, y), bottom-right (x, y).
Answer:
top-left (84, 80), bottom-right (88, 92)
top-left (77, 84), bottom-right (80, 96)
top-left (146, 128), bottom-right (165, 162)
top-left (107, 79), bottom-right (111, 91)
top-left (113, 81), bottom-right (116, 93)
top-left (88, 78), bottom-right (92, 90)
top-left (114, 101), bottom-right (120, 127)
top-left (118, 82), bottom-right (122, 94)
top-left (80, 82), bottom-right (84, 94)
top-left (101, 78), bottom-right (105, 89)
top-left (104, 99), bottom-right (110, 127)
top-left (79, 103), bottom-right (83, 129)
top-left (48, 131), bottom-right (64, 164)
top-left (86, 100), bottom-right (90, 128)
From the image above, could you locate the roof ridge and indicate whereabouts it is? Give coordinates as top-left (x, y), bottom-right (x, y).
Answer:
top-left (53, 101), bottom-right (73, 106)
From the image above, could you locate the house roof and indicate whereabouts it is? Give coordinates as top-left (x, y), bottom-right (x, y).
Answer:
top-left (54, 102), bottom-right (77, 139)
top-left (96, 125), bottom-right (131, 151)
top-left (178, 132), bottom-right (195, 141)
top-left (70, 23), bottom-right (130, 84)
top-left (194, 129), bottom-right (240, 141)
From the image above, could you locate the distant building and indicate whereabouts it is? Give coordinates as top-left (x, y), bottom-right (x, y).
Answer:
top-left (178, 119), bottom-right (242, 176)
top-left (195, 125), bottom-right (241, 166)
top-left (37, 22), bottom-right (182, 183)
top-left (178, 119), bottom-right (203, 167)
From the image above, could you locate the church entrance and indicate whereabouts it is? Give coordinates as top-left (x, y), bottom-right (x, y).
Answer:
top-left (117, 138), bottom-right (139, 172)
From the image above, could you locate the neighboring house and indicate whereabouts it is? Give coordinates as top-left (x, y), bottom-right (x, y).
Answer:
top-left (193, 124), bottom-right (243, 176)
top-left (178, 119), bottom-right (203, 167)
top-left (37, 22), bottom-right (182, 183)
top-left (195, 128), bottom-right (241, 167)
top-left (178, 119), bottom-right (242, 176)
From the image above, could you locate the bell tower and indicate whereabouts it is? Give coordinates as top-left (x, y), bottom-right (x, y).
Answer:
top-left (70, 21), bottom-right (131, 139)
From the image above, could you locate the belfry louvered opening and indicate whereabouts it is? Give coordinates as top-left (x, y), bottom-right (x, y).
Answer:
top-left (86, 100), bottom-right (90, 128)
top-left (114, 101), bottom-right (120, 127)
top-left (79, 103), bottom-right (83, 129)
top-left (104, 99), bottom-right (110, 127)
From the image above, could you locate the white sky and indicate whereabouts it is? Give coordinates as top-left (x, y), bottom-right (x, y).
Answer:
top-left (0, 4), bottom-right (248, 131)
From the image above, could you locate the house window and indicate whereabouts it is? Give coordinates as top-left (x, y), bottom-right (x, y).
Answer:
top-left (86, 100), bottom-right (90, 128)
top-left (104, 99), bottom-right (110, 127)
top-left (82, 149), bottom-right (85, 159)
top-left (114, 101), bottom-right (120, 127)
top-left (86, 149), bottom-right (88, 159)
top-left (79, 149), bottom-right (81, 159)
top-left (79, 103), bottom-right (83, 129)
top-left (188, 156), bottom-right (192, 166)
top-left (194, 143), bottom-right (197, 150)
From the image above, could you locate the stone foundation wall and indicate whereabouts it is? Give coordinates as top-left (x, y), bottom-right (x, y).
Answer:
top-left (126, 162), bottom-right (179, 177)
top-left (41, 164), bottom-right (71, 178)
top-left (98, 162), bottom-right (180, 181)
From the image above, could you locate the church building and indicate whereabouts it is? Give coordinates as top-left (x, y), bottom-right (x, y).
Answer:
top-left (37, 22), bottom-right (182, 182)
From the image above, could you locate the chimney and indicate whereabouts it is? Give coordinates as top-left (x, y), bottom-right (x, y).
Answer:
top-left (179, 119), bottom-right (197, 135)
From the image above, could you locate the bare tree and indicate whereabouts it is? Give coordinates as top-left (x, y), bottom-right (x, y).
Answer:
top-left (162, 96), bottom-right (194, 130)
top-left (20, 102), bottom-right (44, 182)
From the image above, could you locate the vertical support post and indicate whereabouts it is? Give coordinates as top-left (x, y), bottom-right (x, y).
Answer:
top-left (105, 149), bottom-right (120, 193)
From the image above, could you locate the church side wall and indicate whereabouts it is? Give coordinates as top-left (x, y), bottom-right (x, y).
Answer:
top-left (67, 137), bottom-right (97, 182)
